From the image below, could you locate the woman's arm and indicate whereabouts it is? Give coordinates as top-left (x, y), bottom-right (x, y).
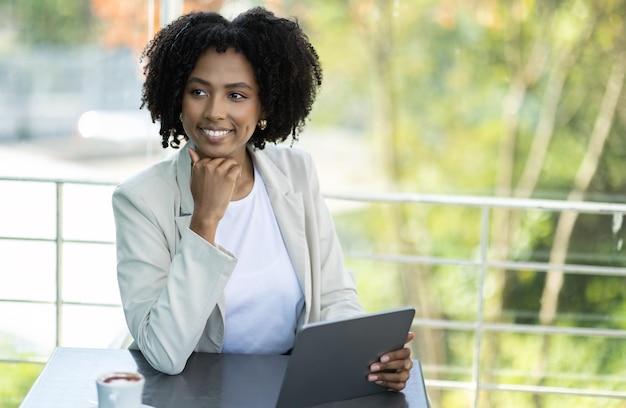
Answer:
top-left (113, 184), bottom-right (236, 374)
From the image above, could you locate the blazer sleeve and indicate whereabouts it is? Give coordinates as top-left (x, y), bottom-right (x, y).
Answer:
top-left (112, 183), bottom-right (236, 375)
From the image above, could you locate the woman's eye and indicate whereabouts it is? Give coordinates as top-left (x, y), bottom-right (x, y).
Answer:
top-left (229, 92), bottom-right (245, 100)
top-left (191, 89), bottom-right (207, 97)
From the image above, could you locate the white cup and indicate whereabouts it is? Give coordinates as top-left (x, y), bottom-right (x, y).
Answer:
top-left (96, 371), bottom-right (145, 408)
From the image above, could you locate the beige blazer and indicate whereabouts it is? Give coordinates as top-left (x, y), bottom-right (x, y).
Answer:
top-left (112, 143), bottom-right (364, 374)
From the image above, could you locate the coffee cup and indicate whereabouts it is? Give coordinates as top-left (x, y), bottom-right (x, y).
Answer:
top-left (96, 371), bottom-right (145, 408)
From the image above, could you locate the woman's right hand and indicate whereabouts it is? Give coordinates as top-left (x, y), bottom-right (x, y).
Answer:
top-left (187, 147), bottom-right (241, 244)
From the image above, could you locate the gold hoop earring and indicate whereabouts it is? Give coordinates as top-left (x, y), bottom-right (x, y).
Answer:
top-left (258, 119), bottom-right (267, 131)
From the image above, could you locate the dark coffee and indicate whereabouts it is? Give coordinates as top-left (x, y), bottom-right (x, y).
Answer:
top-left (102, 374), bottom-right (141, 384)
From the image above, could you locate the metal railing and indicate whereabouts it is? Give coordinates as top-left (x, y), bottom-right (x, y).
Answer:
top-left (0, 176), bottom-right (119, 363)
top-left (1, 177), bottom-right (626, 406)
top-left (326, 192), bottom-right (626, 406)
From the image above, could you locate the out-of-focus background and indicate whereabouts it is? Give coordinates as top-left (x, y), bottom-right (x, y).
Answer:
top-left (1, 0), bottom-right (625, 407)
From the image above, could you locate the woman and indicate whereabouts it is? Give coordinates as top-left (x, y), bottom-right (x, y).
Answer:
top-left (112, 7), bottom-right (415, 390)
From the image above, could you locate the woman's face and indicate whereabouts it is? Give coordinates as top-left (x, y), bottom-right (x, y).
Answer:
top-left (181, 47), bottom-right (263, 163)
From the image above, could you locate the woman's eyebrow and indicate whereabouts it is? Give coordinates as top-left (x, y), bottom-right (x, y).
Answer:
top-left (187, 77), bottom-right (253, 90)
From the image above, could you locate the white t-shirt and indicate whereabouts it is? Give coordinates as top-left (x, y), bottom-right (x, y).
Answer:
top-left (217, 167), bottom-right (304, 354)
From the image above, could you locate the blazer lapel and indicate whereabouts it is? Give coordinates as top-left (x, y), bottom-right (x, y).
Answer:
top-left (175, 145), bottom-right (194, 242)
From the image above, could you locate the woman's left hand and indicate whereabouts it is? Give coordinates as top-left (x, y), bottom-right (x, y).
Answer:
top-left (368, 332), bottom-right (416, 391)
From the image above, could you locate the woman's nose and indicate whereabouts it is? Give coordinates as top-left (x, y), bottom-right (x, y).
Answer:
top-left (204, 96), bottom-right (226, 120)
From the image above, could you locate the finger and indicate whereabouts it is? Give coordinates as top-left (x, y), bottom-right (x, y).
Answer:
top-left (374, 332), bottom-right (414, 369)
top-left (188, 147), bottom-right (201, 166)
top-left (367, 370), bottom-right (411, 391)
top-left (371, 378), bottom-right (407, 392)
top-left (378, 347), bottom-right (411, 366)
top-left (370, 356), bottom-right (413, 373)
top-left (214, 158), bottom-right (242, 179)
top-left (369, 367), bottom-right (412, 380)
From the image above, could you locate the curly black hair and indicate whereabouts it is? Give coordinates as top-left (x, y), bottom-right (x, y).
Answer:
top-left (140, 7), bottom-right (323, 149)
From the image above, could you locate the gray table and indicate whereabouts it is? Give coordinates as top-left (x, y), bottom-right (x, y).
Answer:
top-left (20, 347), bottom-right (430, 408)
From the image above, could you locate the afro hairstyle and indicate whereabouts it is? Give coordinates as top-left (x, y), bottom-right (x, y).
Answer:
top-left (140, 7), bottom-right (323, 149)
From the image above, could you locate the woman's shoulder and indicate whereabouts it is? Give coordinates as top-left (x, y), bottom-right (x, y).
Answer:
top-left (252, 143), bottom-right (320, 192)
top-left (115, 150), bottom-right (181, 196)
top-left (255, 143), bottom-right (314, 170)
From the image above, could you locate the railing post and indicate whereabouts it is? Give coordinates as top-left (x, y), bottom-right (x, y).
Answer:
top-left (55, 181), bottom-right (63, 347)
top-left (472, 205), bottom-right (491, 407)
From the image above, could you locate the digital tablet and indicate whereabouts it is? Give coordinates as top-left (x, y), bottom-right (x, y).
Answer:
top-left (275, 306), bottom-right (416, 408)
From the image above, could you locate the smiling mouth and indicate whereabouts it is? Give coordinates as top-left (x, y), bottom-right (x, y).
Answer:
top-left (201, 128), bottom-right (231, 137)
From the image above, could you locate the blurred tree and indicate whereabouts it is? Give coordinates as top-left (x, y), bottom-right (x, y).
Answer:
top-left (90, 0), bottom-right (225, 53)
top-left (11, 0), bottom-right (95, 45)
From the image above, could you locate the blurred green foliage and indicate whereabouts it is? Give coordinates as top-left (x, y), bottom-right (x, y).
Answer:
top-left (9, 0), bottom-right (95, 45)
top-left (0, 361), bottom-right (43, 407)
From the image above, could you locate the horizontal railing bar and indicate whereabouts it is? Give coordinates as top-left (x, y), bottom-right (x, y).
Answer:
top-left (0, 357), bottom-right (47, 365)
top-left (488, 260), bottom-right (626, 276)
top-left (424, 380), bottom-right (626, 399)
top-left (412, 318), bottom-right (626, 338)
top-left (324, 192), bottom-right (626, 214)
top-left (0, 299), bottom-right (121, 308)
top-left (422, 364), bottom-right (626, 384)
top-left (0, 176), bottom-right (117, 186)
top-left (482, 322), bottom-right (626, 338)
top-left (3, 176), bottom-right (625, 214)
top-left (481, 383), bottom-right (626, 399)
top-left (0, 236), bottom-right (114, 245)
top-left (0, 236), bottom-right (56, 243)
top-left (346, 253), bottom-right (626, 276)
top-left (347, 253), bottom-right (479, 267)
top-left (488, 368), bottom-right (626, 384)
